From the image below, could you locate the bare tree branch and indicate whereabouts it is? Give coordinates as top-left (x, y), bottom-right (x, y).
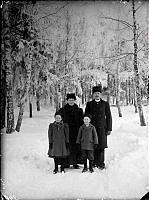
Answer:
top-left (38, 2), bottom-right (69, 21)
top-left (66, 51), bottom-right (77, 66)
top-left (135, 2), bottom-right (146, 13)
top-left (137, 44), bottom-right (146, 53)
top-left (96, 52), bottom-right (133, 60)
top-left (99, 16), bottom-right (133, 29)
top-left (106, 54), bottom-right (131, 65)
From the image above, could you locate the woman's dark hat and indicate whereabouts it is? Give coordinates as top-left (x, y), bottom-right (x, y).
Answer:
top-left (66, 93), bottom-right (76, 100)
top-left (92, 85), bottom-right (102, 93)
top-left (83, 113), bottom-right (92, 120)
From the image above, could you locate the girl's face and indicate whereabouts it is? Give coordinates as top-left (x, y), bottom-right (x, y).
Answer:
top-left (55, 115), bottom-right (62, 123)
top-left (83, 116), bottom-right (91, 126)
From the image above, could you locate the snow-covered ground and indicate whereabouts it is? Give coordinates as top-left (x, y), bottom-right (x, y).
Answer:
top-left (1, 105), bottom-right (149, 199)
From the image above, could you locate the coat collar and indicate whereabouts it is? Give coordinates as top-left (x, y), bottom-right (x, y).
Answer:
top-left (54, 121), bottom-right (64, 126)
top-left (65, 103), bottom-right (78, 109)
top-left (82, 123), bottom-right (94, 129)
top-left (93, 99), bottom-right (103, 104)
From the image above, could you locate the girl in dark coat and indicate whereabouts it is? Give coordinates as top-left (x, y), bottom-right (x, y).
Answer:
top-left (76, 113), bottom-right (98, 173)
top-left (48, 112), bottom-right (70, 173)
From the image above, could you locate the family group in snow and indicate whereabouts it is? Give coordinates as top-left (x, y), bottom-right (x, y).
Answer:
top-left (48, 85), bottom-right (112, 174)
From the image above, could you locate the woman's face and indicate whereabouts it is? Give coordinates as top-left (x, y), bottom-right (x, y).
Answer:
top-left (55, 115), bottom-right (62, 123)
top-left (67, 98), bottom-right (75, 106)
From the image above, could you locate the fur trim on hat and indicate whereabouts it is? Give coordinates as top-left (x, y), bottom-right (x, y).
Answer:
top-left (66, 93), bottom-right (76, 100)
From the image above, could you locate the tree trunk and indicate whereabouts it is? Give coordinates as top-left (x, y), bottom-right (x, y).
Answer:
top-left (29, 102), bottom-right (32, 118)
top-left (107, 73), bottom-right (111, 103)
top-left (116, 94), bottom-right (122, 117)
top-left (15, 103), bottom-right (24, 132)
top-left (134, 92), bottom-right (138, 113)
top-left (29, 94), bottom-right (33, 118)
top-left (3, 2), bottom-right (15, 134)
top-left (112, 96), bottom-right (115, 105)
top-left (115, 13), bottom-right (122, 117)
top-left (0, 67), bottom-right (6, 131)
top-left (132, 0), bottom-right (146, 126)
top-left (125, 79), bottom-right (129, 105)
top-left (128, 77), bottom-right (131, 104)
top-left (116, 64), bottom-right (122, 117)
top-left (132, 77), bottom-right (138, 113)
top-left (82, 93), bottom-right (85, 105)
top-left (55, 86), bottom-right (61, 111)
top-left (36, 91), bottom-right (40, 111)
top-left (15, 54), bottom-right (32, 132)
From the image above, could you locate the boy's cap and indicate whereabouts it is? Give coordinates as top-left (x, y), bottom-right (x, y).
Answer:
top-left (83, 113), bottom-right (92, 120)
top-left (66, 93), bottom-right (76, 100)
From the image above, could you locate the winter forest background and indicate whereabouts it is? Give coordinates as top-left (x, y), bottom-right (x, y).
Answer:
top-left (1, 0), bottom-right (149, 199)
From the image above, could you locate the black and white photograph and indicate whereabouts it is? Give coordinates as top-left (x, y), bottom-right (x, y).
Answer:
top-left (1, 0), bottom-right (149, 199)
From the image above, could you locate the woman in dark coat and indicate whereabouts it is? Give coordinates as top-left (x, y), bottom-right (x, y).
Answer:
top-left (59, 93), bottom-right (83, 168)
top-left (48, 112), bottom-right (70, 173)
top-left (85, 85), bottom-right (112, 170)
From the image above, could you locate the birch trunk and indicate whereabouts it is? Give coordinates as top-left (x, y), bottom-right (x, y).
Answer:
top-left (3, 2), bottom-right (15, 134)
top-left (0, 62), bottom-right (6, 131)
top-left (15, 54), bottom-right (32, 132)
top-left (116, 15), bottom-right (122, 117)
top-left (125, 79), bottom-right (129, 105)
top-left (132, 0), bottom-right (146, 126)
top-left (132, 77), bottom-right (138, 113)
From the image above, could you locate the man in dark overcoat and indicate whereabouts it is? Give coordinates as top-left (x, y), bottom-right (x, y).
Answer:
top-left (59, 93), bottom-right (83, 169)
top-left (85, 85), bottom-right (112, 169)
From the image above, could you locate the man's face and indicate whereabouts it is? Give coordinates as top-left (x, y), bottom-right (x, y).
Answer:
top-left (67, 98), bottom-right (75, 106)
top-left (93, 92), bottom-right (101, 100)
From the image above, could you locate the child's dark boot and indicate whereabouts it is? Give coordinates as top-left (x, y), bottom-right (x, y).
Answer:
top-left (82, 159), bottom-right (88, 173)
top-left (60, 163), bottom-right (65, 173)
top-left (53, 168), bottom-right (58, 174)
top-left (89, 160), bottom-right (94, 173)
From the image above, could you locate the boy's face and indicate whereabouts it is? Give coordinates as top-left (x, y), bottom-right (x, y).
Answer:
top-left (55, 115), bottom-right (62, 123)
top-left (83, 116), bottom-right (91, 125)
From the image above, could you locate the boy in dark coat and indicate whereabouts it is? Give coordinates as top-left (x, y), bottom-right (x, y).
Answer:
top-left (48, 112), bottom-right (70, 173)
top-left (76, 113), bottom-right (98, 173)
top-left (59, 93), bottom-right (83, 169)
top-left (85, 85), bottom-right (112, 170)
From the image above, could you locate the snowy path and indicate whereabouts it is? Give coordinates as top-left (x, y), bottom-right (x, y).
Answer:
top-left (2, 105), bottom-right (149, 199)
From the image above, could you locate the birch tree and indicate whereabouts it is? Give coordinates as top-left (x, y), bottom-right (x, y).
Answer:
top-left (132, 0), bottom-right (146, 126)
top-left (98, 0), bottom-right (147, 125)
top-left (2, 2), bottom-right (15, 134)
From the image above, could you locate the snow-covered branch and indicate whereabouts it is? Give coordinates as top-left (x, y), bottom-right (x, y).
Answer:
top-left (97, 52), bottom-right (133, 60)
top-left (38, 3), bottom-right (69, 21)
top-left (137, 44), bottom-right (147, 54)
top-left (99, 16), bottom-right (133, 30)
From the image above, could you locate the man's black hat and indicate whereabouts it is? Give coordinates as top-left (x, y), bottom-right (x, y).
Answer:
top-left (66, 93), bottom-right (76, 100)
top-left (92, 85), bottom-right (102, 93)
